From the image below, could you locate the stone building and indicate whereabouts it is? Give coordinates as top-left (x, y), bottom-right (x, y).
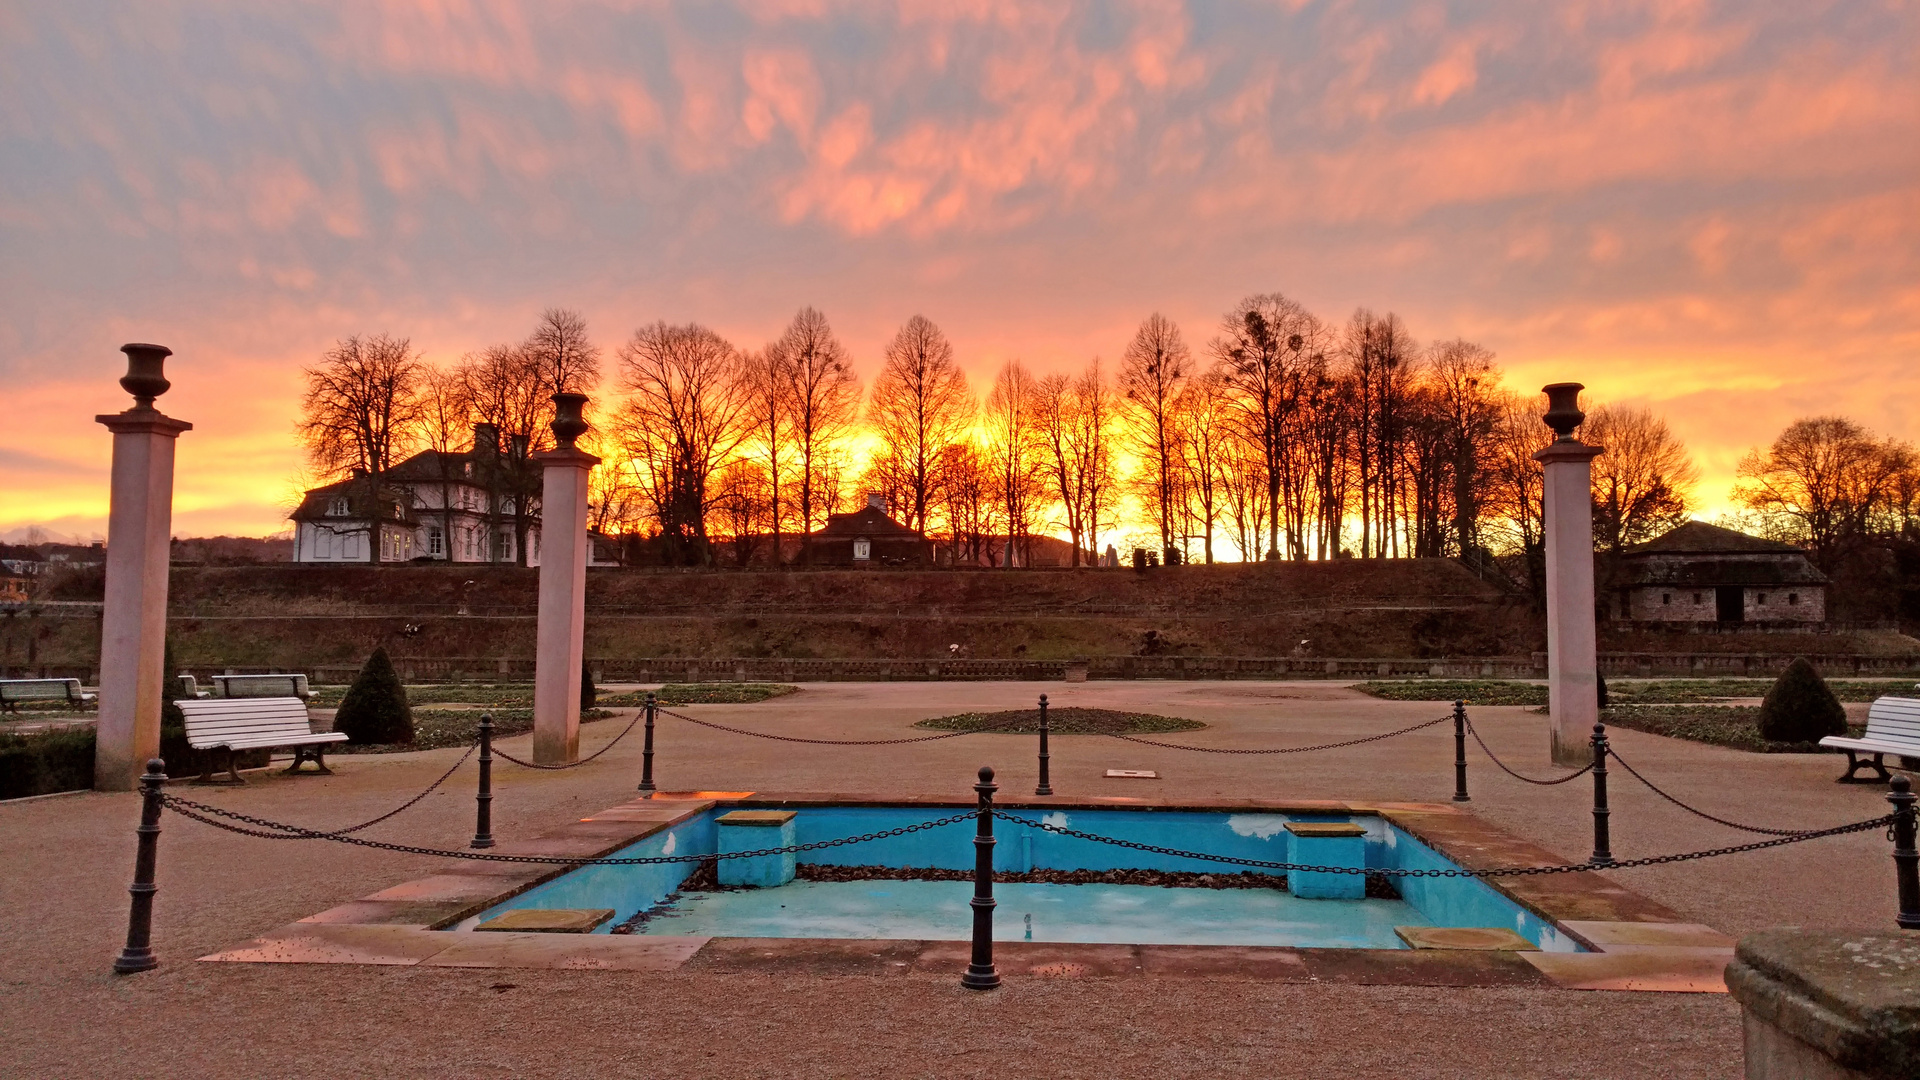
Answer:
top-left (289, 428), bottom-right (618, 567)
top-left (803, 496), bottom-right (935, 566)
top-left (1611, 521), bottom-right (1826, 626)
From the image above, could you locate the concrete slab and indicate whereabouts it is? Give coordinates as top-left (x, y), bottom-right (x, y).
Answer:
top-left (686, 936), bottom-right (925, 975)
top-left (1395, 926), bottom-right (1539, 951)
top-left (475, 908), bottom-right (614, 933)
top-left (424, 933), bottom-right (708, 971)
top-left (1523, 948), bottom-right (1737, 992)
top-left (1560, 921), bottom-right (1736, 951)
top-left (197, 924), bottom-right (453, 967)
top-left (297, 900), bottom-right (474, 928)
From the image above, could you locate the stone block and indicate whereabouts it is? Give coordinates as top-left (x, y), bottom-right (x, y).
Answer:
top-left (1726, 929), bottom-right (1920, 1080)
top-left (1284, 821), bottom-right (1365, 900)
top-left (718, 810), bottom-right (798, 888)
top-left (475, 908), bottom-right (615, 934)
top-left (1395, 926), bottom-right (1538, 951)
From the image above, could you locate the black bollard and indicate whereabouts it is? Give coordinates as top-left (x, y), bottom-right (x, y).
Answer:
top-left (471, 713), bottom-right (495, 849)
top-left (1451, 700), bottom-right (1470, 803)
top-left (962, 765), bottom-right (1001, 991)
top-left (113, 758), bottom-right (167, 975)
top-left (1589, 723), bottom-right (1614, 867)
top-left (638, 692), bottom-right (657, 796)
top-left (1034, 694), bottom-right (1053, 796)
top-left (1891, 776), bottom-right (1918, 930)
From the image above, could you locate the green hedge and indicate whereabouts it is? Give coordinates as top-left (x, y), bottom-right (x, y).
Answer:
top-left (0, 724), bottom-right (268, 800)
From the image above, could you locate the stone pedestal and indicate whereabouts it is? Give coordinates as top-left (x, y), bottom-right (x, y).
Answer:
top-left (531, 392), bottom-right (599, 765)
top-left (1534, 384), bottom-right (1605, 767)
top-left (94, 345), bottom-right (191, 791)
top-left (717, 810), bottom-right (798, 887)
top-left (1285, 821), bottom-right (1366, 899)
top-left (1726, 929), bottom-right (1919, 1080)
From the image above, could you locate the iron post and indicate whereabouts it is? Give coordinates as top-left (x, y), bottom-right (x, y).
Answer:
top-left (1034, 694), bottom-right (1053, 796)
top-left (1451, 700), bottom-right (1470, 803)
top-left (1891, 775), bottom-right (1918, 930)
top-left (962, 765), bottom-right (1000, 990)
top-left (1589, 723), bottom-right (1614, 867)
top-left (470, 713), bottom-right (494, 849)
top-left (638, 692), bottom-right (657, 796)
top-left (112, 758), bottom-right (166, 974)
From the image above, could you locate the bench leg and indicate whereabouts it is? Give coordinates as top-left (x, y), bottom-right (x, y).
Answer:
top-left (193, 748), bottom-right (246, 785)
top-left (282, 746), bottom-right (334, 776)
top-left (1837, 750), bottom-right (1891, 784)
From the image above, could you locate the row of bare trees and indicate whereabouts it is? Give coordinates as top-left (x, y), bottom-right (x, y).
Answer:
top-left (301, 297), bottom-right (1787, 571)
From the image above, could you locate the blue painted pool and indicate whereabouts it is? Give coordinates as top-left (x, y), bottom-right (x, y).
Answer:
top-left (455, 807), bottom-right (1585, 951)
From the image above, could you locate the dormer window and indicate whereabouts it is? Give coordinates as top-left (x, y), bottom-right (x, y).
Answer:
top-left (327, 496), bottom-right (350, 517)
top-left (853, 537), bottom-right (872, 561)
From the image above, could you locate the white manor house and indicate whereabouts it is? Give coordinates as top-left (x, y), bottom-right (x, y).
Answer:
top-left (290, 427), bottom-right (617, 567)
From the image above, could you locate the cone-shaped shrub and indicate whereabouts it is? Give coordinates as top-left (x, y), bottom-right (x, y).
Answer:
top-left (580, 661), bottom-right (597, 711)
top-left (335, 647), bottom-right (414, 745)
top-left (1596, 671), bottom-right (1610, 711)
top-left (1756, 657), bottom-right (1847, 744)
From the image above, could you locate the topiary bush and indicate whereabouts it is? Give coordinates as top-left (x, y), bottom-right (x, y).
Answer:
top-left (1756, 657), bottom-right (1848, 744)
top-left (580, 661), bottom-right (597, 711)
top-left (334, 647), bottom-right (414, 745)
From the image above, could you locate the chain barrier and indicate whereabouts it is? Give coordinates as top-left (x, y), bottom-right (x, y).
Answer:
top-left (1605, 749), bottom-right (1856, 837)
top-left (490, 708), bottom-right (646, 770)
top-left (157, 792), bottom-right (977, 865)
top-left (657, 707), bottom-right (1027, 746)
top-left (991, 809), bottom-right (1898, 878)
top-left (1101, 714), bottom-right (1450, 755)
top-left (1463, 718), bottom-right (1595, 785)
top-left (185, 740), bottom-right (480, 840)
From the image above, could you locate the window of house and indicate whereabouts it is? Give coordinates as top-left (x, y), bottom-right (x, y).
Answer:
top-left (1692, 593), bottom-right (1702, 604)
top-left (1789, 593), bottom-right (1800, 605)
top-left (1662, 593), bottom-right (1671, 605)
top-left (1757, 593), bottom-right (1768, 605)
top-left (427, 527), bottom-right (444, 556)
top-left (853, 537), bottom-right (872, 561)
top-left (328, 496), bottom-right (350, 517)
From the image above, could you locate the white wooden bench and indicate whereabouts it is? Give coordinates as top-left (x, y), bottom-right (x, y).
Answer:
top-left (212, 673), bottom-right (312, 700)
top-left (178, 698), bottom-right (346, 783)
top-left (0, 678), bottom-right (96, 714)
top-left (1820, 696), bottom-right (1920, 783)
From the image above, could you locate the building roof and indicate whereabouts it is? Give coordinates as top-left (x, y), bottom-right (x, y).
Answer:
top-left (813, 505), bottom-right (923, 538)
top-left (1624, 521), bottom-right (1806, 556)
top-left (1625, 558), bottom-right (1828, 587)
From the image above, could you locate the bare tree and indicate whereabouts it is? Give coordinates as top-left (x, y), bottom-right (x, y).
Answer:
top-left (413, 365), bottom-right (472, 561)
top-left (1342, 311), bottom-right (1418, 557)
top-left (522, 308), bottom-right (603, 395)
top-left (1176, 371), bottom-right (1230, 564)
top-left (615, 322), bottom-right (751, 565)
top-left (770, 307), bottom-right (861, 561)
top-left (1733, 416), bottom-right (1914, 568)
top-left (739, 348), bottom-right (791, 564)
top-left (984, 359), bottom-right (1045, 567)
top-left (1211, 293), bottom-right (1320, 560)
top-left (458, 343), bottom-right (548, 564)
top-left (1585, 404), bottom-right (1700, 553)
top-left (1118, 313), bottom-right (1192, 559)
top-left (1428, 339), bottom-right (1503, 557)
top-left (939, 440), bottom-right (999, 566)
top-left (867, 315), bottom-right (972, 534)
top-left (1035, 359), bottom-right (1117, 566)
top-left (299, 334), bottom-right (424, 562)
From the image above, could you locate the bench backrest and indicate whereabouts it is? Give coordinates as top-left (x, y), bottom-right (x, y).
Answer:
top-left (176, 674), bottom-right (202, 697)
top-left (1864, 697), bottom-right (1920, 749)
top-left (178, 698), bottom-right (315, 748)
top-left (0, 678), bottom-right (82, 700)
top-left (214, 674), bottom-right (311, 699)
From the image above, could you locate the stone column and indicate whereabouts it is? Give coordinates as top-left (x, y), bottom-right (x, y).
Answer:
top-left (531, 392), bottom-right (598, 765)
top-left (1534, 384), bottom-right (1605, 766)
top-left (94, 345), bottom-right (192, 791)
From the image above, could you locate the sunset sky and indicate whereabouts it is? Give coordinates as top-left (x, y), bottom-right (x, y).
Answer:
top-left (2, 1), bottom-right (1915, 544)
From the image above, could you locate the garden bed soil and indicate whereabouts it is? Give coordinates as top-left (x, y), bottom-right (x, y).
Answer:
top-left (914, 707), bottom-right (1205, 735)
top-left (1597, 705), bottom-right (1858, 755)
top-left (326, 708), bottom-right (616, 754)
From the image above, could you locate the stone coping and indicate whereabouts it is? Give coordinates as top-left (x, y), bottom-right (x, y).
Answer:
top-left (198, 789), bottom-right (1729, 991)
top-left (1725, 929), bottom-right (1920, 1078)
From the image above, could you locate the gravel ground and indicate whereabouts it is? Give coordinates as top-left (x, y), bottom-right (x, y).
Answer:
top-left (4, 679), bottom-right (1904, 1079)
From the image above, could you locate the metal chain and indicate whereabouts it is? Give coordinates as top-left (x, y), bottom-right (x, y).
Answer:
top-left (658, 707), bottom-right (1025, 746)
top-left (158, 793), bottom-right (978, 865)
top-left (1102, 714), bottom-right (1450, 755)
top-left (991, 810), bottom-right (1897, 878)
top-left (1605, 749), bottom-right (1849, 837)
top-left (490, 708), bottom-right (647, 770)
top-left (1464, 719), bottom-right (1595, 785)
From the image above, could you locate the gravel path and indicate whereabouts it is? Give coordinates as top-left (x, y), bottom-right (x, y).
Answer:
top-left (4, 679), bottom-right (1901, 1079)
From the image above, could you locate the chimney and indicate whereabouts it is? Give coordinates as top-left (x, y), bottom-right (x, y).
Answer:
top-left (866, 493), bottom-right (887, 514)
top-left (471, 423), bottom-right (499, 456)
